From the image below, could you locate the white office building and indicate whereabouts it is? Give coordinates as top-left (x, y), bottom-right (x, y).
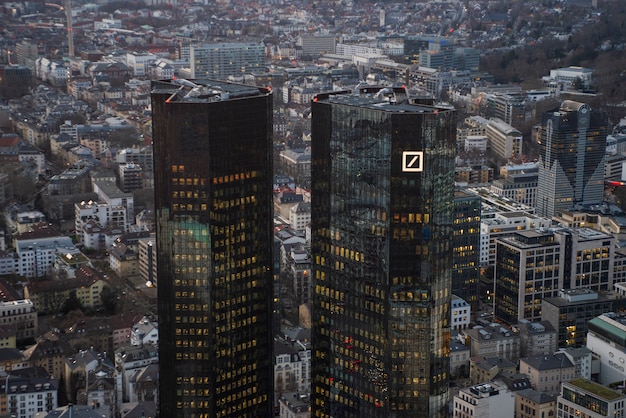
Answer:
top-left (453, 382), bottom-right (515, 418)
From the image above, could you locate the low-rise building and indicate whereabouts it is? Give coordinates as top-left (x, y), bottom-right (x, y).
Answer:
top-left (450, 339), bottom-right (470, 379)
top-left (453, 381), bottom-right (515, 418)
top-left (130, 317), bottom-right (158, 347)
top-left (115, 344), bottom-right (158, 404)
top-left (555, 346), bottom-right (594, 381)
top-left (586, 312), bottom-right (626, 385)
top-left (0, 371), bottom-right (58, 418)
top-left (519, 353), bottom-right (575, 394)
top-left (469, 356), bottom-right (516, 386)
top-left (557, 379), bottom-right (626, 418)
top-left (517, 320), bottom-right (557, 358)
top-left (0, 300), bottom-right (37, 342)
top-left (514, 389), bottom-right (556, 418)
top-left (278, 392), bottom-right (310, 418)
top-left (451, 295), bottom-right (471, 331)
top-left (24, 266), bottom-right (106, 313)
top-left (14, 225), bottom-right (75, 279)
top-left (461, 324), bottom-right (520, 361)
top-left (23, 334), bottom-right (76, 380)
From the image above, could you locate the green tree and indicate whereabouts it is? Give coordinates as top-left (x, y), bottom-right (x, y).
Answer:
top-left (61, 291), bottom-right (83, 315)
top-left (100, 286), bottom-right (119, 315)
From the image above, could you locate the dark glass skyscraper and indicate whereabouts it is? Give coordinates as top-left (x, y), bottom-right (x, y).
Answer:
top-left (452, 190), bottom-right (481, 310)
top-left (311, 87), bottom-right (455, 417)
top-left (536, 100), bottom-right (608, 218)
top-left (151, 79), bottom-right (274, 418)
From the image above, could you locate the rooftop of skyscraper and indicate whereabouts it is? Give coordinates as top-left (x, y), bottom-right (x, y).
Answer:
top-left (151, 79), bottom-right (270, 104)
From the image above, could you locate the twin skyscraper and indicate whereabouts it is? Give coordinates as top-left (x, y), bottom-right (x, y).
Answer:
top-left (151, 79), bottom-right (456, 418)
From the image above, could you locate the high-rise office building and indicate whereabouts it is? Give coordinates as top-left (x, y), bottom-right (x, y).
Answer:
top-left (536, 100), bottom-right (608, 218)
top-left (453, 190), bottom-right (481, 310)
top-left (311, 86), bottom-right (456, 417)
top-left (151, 79), bottom-right (274, 418)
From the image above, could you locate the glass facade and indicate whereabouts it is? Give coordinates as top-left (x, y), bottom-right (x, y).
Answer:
top-left (453, 190), bottom-right (481, 309)
top-left (536, 101), bottom-right (608, 218)
top-left (311, 88), bottom-right (455, 417)
top-left (151, 80), bottom-right (274, 418)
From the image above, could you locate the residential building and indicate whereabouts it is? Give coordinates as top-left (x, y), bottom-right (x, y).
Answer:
top-left (137, 236), bottom-right (157, 288)
top-left (461, 324), bottom-right (520, 361)
top-left (151, 79), bottom-right (274, 417)
top-left (469, 357), bottom-right (516, 386)
top-left (289, 202), bottom-right (311, 232)
top-left (117, 163), bottom-right (143, 193)
top-left (278, 392), bottom-right (310, 418)
top-left (451, 295), bottom-right (471, 331)
top-left (536, 101), bottom-right (608, 218)
top-left (110, 314), bottom-right (141, 351)
top-left (115, 344), bottom-right (158, 406)
top-left (450, 340), bottom-right (470, 379)
top-left (454, 165), bottom-right (493, 185)
top-left (557, 379), bottom-right (626, 418)
top-left (115, 147), bottom-right (154, 173)
top-left (555, 347), bottom-right (593, 381)
top-left (279, 149), bottom-right (311, 187)
top-left (514, 389), bottom-right (556, 418)
top-left (47, 166), bottom-right (91, 196)
top-left (63, 349), bottom-right (115, 405)
top-left (127, 364), bottom-right (158, 404)
top-left (13, 225), bottom-right (75, 279)
top-left (274, 339), bottom-right (310, 408)
top-left (23, 335), bottom-right (76, 380)
top-left (0, 373), bottom-right (58, 418)
top-left (14, 211), bottom-right (46, 234)
top-left (490, 162), bottom-right (539, 208)
top-left (130, 317), bottom-right (158, 347)
top-left (74, 200), bottom-right (128, 248)
top-left (311, 86), bottom-right (455, 417)
top-left (24, 266), bottom-right (107, 313)
top-left (517, 320), bottom-right (557, 358)
top-left (190, 43), bottom-right (265, 80)
top-left (453, 382), bottom-right (515, 418)
top-left (519, 353), bottom-right (575, 394)
top-left (91, 178), bottom-right (134, 222)
top-left (108, 242), bottom-right (138, 277)
top-left (485, 117), bottom-right (522, 160)
top-left (0, 300), bottom-right (37, 342)
top-left (34, 404), bottom-right (104, 418)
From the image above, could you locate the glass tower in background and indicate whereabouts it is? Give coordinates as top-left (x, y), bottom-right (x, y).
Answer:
top-left (536, 100), bottom-right (608, 218)
top-left (151, 79), bottom-right (274, 418)
top-left (310, 87), bottom-right (456, 417)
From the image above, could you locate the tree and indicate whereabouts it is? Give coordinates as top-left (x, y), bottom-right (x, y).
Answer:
top-left (107, 127), bottom-right (141, 148)
top-left (61, 291), bottom-right (83, 315)
top-left (100, 286), bottom-right (119, 315)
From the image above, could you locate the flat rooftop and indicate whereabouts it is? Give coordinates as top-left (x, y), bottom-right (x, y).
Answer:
top-left (566, 378), bottom-right (624, 401)
top-left (152, 79), bottom-right (269, 103)
top-left (316, 90), bottom-right (445, 114)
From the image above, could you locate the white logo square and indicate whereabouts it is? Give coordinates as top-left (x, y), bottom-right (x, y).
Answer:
top-left (402, 151), bottom-right (423, 172)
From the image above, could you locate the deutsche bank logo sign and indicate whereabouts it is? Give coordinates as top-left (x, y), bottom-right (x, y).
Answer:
top-left (402, 151), bottom-right (424, 172)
